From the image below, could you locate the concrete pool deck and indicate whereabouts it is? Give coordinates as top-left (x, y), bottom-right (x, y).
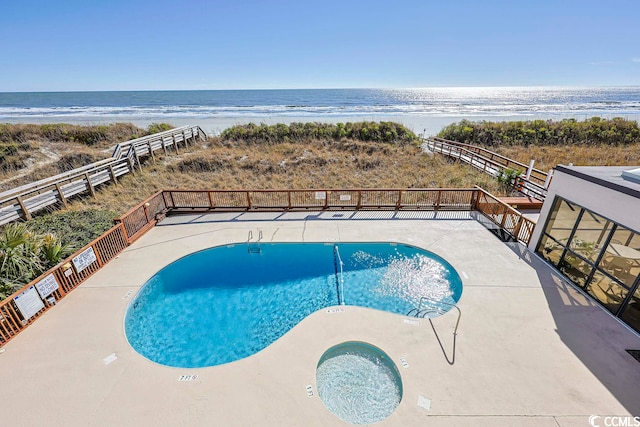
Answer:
top-left (1, 211), bottom-right (639, 426)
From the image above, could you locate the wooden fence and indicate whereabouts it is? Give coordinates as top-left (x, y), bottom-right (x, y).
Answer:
top-left (425, 137), bottom-right (551, 200)
top-left (0, 187), bottom-right (535, 346)
top-left (0, 125), bottom-right (206, 227)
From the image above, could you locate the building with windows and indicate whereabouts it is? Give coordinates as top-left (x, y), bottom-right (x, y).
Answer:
top-left (530, 165), bottom-right (640, 333)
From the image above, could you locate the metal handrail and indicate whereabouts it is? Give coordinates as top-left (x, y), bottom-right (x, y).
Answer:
top-left (407, 296), bottom-right (461, 331)
top-left (333, 244), bottom-right (345, 305)
top-left (408, 295), bottom-right (461, 365)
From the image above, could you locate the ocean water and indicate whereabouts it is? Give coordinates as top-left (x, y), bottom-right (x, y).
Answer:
top-left (1, 87), bottom-right (639, 134)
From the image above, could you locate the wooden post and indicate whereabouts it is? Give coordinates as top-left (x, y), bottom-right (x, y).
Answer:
top-left (435, 190), bottom-right (442, 211)
top-left (396, 190), bottom-right (402, 209)
top-left (173, 135), bottom-right (180, 154)
top-left (287, 191), bottom-right (292, 209)
top-left (55, 183), bottom-right (68, 207)
top-left (513, 216), bottom-right (524, 242)
top-left (127, 157), bottom-right (136, 175)
top-left (161, 137), bottom-right (168, 155)
top-left (143, 203), bottom-right (151, 223)
top-left (85, 173), bottom-right (96, 198)
top-left (356, 190), bottom-right (362, 210)
top-left (148, 141), bottom-right (156, 164)
top-left (207, 191), bottom-right (214, 209)
top-left (92, 243), bottom-right (104, 268)
top-left (500, 206), bottom-right (509, 228)
top-left (108, 165), bottom-right (118, 185)
top-left (16, 196), bottom-right (31, 221)
top-left (134, 152), bottom-right (142, 171)
top-left (544, 169), bottom-right (554, 189)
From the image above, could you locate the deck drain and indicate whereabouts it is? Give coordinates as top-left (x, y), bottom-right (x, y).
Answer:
top-left (626, 349), bottom-right (640, 363)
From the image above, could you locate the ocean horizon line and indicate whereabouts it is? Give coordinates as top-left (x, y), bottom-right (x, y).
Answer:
top-left (3, 85), bottom-right (640, 94)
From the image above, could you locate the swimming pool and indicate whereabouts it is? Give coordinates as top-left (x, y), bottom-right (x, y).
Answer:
top-left (125, 242), bottom-right (463, 368)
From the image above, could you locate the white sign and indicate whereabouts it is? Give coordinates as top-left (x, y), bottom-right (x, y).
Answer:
top-left (14, 286), bottom-right (45, 320)
top-left (339, 194), bottom-right (352, 201)
top-left (314, 191), bottom-right (326, 200)
top-left (72, 247), bottom-right (97, 273)
top-left (34, 273), bottom-right (59, 298)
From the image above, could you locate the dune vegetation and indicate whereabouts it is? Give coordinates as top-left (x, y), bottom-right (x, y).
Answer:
top-left (2, 118), bottom-right (640, 297)
top-left (438, 117), bottom-right (640, 171)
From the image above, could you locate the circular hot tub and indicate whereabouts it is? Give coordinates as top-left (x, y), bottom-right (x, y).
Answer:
top-left (316, 342), bottom-right (403, 425)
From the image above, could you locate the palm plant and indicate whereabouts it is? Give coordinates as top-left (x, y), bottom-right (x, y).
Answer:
top-left (0, 223), bottom-right (44, 299)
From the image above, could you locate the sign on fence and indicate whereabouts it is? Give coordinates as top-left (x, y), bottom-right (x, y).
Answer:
top-left (14, 286), bottom-right (45, 320)
top-left (72, 247), bottom-right (97, 273)
top-left (34, 273), bottom-right (59, 298)
top-left (315, 191), bottom-right (326, 200)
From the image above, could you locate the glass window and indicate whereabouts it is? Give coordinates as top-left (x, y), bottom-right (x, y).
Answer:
top-left (558, 249), bottom-right (593, 288)
top-left (569, 210), bottom-right (611, 263)
top-left (620, 286), bottom-right (640, 333)
top-left (538, 234), bottom-right (564, 266)
top-left (542, 198), bottom-right (581, 244)
top-left (599, 226), bottom-right (640, 288)
top-left (585, 271), bottom-right (629, 314)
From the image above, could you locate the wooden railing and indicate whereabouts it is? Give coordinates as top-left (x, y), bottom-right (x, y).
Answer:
top-left (429, 137), bottom-right (549, 184)
top-left (474, 187), bottom-right (537, 244)
top-left (163, 188), bottom-right (478, 211)
top-left (425, 137), bottom-right (550, 200)
top-left (0, 125), bottom-right (206, 226)
top-left (0, 187), bottom-right (534, 347)
top-left (0, 223), bottom-right (129, 345)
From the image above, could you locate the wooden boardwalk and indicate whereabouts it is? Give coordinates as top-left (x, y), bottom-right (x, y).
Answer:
top-left (424, 137), bottom-right (552, 201)
top-left (0, 125), bottom-right (206, 226)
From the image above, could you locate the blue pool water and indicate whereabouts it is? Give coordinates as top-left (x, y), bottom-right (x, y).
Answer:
top-left (125, 242), bottom-right (463, 368)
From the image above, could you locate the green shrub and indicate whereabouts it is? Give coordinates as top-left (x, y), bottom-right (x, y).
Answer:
top-left (220, 121), bottom-right (418, 145)
top-left (0, 210), bottom-right (117, 299)
top-left (147, 123), bottom-right (173, 134)
top-left (438, 117), bottom-right (640, 146)
top-left (27, 209), bottom-right (117, 248)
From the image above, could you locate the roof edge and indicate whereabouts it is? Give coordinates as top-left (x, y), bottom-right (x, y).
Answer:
top-left (555, 165), bottom-right (640, 200)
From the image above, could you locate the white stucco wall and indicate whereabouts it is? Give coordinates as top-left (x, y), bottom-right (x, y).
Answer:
top-left (528, 169), bottom-right (640, 250)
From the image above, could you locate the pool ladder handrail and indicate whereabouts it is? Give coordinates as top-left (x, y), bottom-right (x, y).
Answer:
top-left (407, 296), bottom-right (461, 365)
top-left (407, 296), bottom-right (461, 330)
top-left (333, 244), bottom-right (345, 305)
top-left (247, 230), bottom-right (263, 253)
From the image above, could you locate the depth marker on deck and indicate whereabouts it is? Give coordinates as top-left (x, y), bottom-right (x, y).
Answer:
top-left (399, 357), bottom-right (409, 368)
top-left (178, 374), bottom-right (198, 381)
top-left (103, 353), bottom-right (117, 365)
top-left (417, 395), bottom-right (431, 411)
top-left (403, 318), bottom-right (419, 326)
top-left (123, 290), bottom-right (134, 299)
top-left (461, 271), bottom-right (469, 279)
top-left (305, 384), bottom-right (314, 397)
top-left (326, 307), bottom-right (345, 314)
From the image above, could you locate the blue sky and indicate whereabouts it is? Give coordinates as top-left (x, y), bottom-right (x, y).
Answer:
top-left (1, 0), bottom-right (639, 91)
